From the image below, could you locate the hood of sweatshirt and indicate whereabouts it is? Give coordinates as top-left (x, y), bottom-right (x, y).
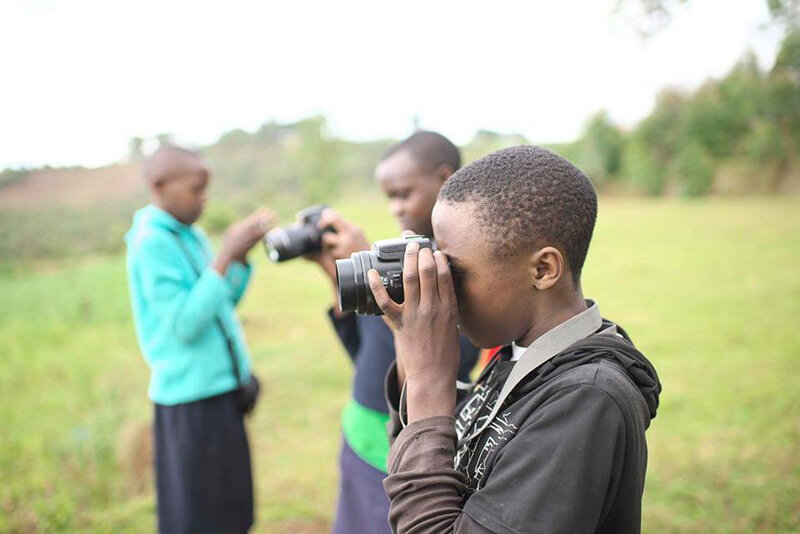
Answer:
top-left (496, 319), bottom-right (661, 424)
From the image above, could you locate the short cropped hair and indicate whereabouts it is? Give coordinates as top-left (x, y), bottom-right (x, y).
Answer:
top-left (439, 145), bottom-right (597, 283)
top-left (382, 130), bottom-right (461, 173)
top-left (143, 144), bottom-right (204, 185)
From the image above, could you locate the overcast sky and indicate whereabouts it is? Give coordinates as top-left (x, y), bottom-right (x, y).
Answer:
top-left (0, 0), bottom-right (783, 170)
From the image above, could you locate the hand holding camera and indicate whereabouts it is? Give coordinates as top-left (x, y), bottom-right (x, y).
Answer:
top-left (317, 209), bottom-right (370, 261)
top-left (264, 205), bottom-right (332, 263)
top-left (335, 234), bottom-right (433, 315)
top-left (366, 240), bottom-right (461, 423)
top-left (264, 206), bottom-right (370, 264)
top-left (214, 208), bottom-right (277, 273)
top-left (264, 206), bottom-right (372, 290)
top-left (306, 208), bottom-right (372, 286)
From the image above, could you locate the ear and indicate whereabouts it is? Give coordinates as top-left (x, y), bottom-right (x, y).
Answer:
top-left (149, 176), bottom-right (172, 199)
top-left (435, 164), bottom-right (454, 186)
top-left (529, 246), bottom-right (565, 291)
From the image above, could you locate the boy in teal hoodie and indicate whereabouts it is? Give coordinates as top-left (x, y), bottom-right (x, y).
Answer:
top-left (125, 145), bottom-right (275, 533)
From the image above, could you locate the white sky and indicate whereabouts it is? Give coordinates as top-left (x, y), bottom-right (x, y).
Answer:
top-left (0, 0), bottom-right (783, 170)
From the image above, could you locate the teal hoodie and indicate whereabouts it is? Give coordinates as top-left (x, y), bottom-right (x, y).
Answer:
top-left (125, 205), bottom-right (253, 405)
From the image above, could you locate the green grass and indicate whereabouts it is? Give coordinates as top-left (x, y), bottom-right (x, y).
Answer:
top-left (1, 197), bottom-right (798, 532)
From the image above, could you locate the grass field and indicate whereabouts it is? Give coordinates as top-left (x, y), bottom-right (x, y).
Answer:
top-left (1, 196), bottom-right (798, 533)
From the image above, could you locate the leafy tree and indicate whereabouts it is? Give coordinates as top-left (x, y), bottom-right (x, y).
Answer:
top-left (288, 116), bottom-right (342, 204)
top-left (622, 136), bottom-right (665, 195)
top-left (673, 140), bottom-right (714, 196)
top-left (0, 168), bottom-right (29, 187)
top-left (575, 111), bottom-right (624, 185)
top-left (128, 137), bottom-right (144, 162)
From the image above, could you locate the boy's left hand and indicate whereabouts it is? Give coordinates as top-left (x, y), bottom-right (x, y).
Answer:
top-left (368, 241), bottom-right (460, 423)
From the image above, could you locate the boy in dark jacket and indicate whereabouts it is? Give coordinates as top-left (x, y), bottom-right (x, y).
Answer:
top-left (369, 145), bottom-right (661, 533)
top-left (306, 131), bottom-right (480, 533)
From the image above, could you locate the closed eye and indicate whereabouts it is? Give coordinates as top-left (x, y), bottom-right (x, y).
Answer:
top-left (389, 189), bottom-right (411, 200)
top-left (449, 265), bottom-right (465, 296)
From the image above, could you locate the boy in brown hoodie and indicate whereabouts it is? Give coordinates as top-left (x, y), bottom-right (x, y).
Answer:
top-left (370, 146), bottom-right (661, 533)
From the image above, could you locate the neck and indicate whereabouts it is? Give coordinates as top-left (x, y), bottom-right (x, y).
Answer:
top-left (151, 195), bottom-right (167, 212)
top-left (516, 284), bottom-right (587, 347)
top-left (150, 197), bottom-right (185, 224)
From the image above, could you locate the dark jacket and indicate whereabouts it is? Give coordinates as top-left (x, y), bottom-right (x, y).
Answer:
top-left (330, 310), bottom-right (479, 414)
top-left (329, 310), bottom-right (480, 473)
top-left (383, 320), bottom-right (661, 533)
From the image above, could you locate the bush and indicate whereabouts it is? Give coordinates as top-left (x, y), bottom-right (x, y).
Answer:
top-left (0, 168), bottom-right (29, 187)
top-left (622, 138), bottom-right (665, 196)
top-left (577, 112), bottom-right (624, 186)
top-left (674, 141), bottom-right (715, 197)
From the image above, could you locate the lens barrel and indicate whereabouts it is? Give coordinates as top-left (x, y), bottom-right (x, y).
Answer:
top-left (336, 251), bottom-right (379, 315)
top-left (335, 235), bottom-right (433, 316)
top-left (265, 224), bottom-right (321, 262)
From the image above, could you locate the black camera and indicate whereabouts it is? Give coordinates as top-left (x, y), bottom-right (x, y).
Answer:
top-left (264, 205), bottom-right (332, 262)
top-left (335, 235), bottom-right (433, 316)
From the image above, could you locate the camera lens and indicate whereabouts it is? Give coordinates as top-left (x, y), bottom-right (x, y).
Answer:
top-left (336, 251), bottom-right (378, 315)
top-left (335, 236), bottom-right (433, 316)
top-left (265, 228), bottom-right (291, 262)
top-left (265, 224), bottom-right (321, 262)
top-left (336, 255), bottom-right (357, 313)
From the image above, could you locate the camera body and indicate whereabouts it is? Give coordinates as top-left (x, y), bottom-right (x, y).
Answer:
top-left (264, 205), bottom-right (331, 262)
top-left (335, 235), bottom-right (433, 316)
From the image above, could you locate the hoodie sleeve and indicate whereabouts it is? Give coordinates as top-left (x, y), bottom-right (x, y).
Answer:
top-left (383, 416), bottom-right (493, 534)
top-left (383, 384), bottom-right (627, 534)
top-left (225, 261), bottom-right (252, 306)
top-left (136, 234), bottom-right (231, 343)
top-left (195, 226), bottom-right (251, 306)
top-left (327, 307), bottom-right (361, 361)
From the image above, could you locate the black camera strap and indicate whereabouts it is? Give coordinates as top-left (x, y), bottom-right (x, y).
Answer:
top-left (166, 229), bottom-right (244, 389)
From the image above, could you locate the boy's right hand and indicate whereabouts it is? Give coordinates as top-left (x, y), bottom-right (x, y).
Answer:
top-left (303, 208), bottom-right (370, 282)
top-left (303, 208), bottom-right (370, 315)
top-left (317, 208), bottom-right (370, 260)
top-left (214, 208), bottom-right (276, 274)
top-left (368, 241), bottom-right (461, 423)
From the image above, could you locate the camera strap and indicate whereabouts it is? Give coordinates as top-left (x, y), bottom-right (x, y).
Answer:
top-left (398, 302), bottom-right (604, 450)
top-left (457, 302), bottom-right (604, 447)
top-left (166, 229), bottom-right (244, 389)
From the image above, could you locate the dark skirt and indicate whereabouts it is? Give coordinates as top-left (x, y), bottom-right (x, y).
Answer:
top-left (332, 439), bottom-right (391, 534)
top-left (154, 391), bottom-right (253, 534)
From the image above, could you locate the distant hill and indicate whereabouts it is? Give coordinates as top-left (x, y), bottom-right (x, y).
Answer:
top-left (0, 164), bottom-right (144, 210)
top-left (0, 119), bottom-right (526, 265)
top-left (3, 40), bottom-right (800, 267)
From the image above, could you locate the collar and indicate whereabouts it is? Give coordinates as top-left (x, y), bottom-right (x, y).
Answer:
top-left (511, 342), bottom-right (526, 362)
top-left (139, 204), bottom-right (193, 234)
top-left (457, 300), bottom-right (602, 446)
top-left (511, 300), bottom-right (601, 361)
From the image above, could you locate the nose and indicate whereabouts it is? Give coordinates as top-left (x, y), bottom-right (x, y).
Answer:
top-left (390, 199), bottom-right (404, 217)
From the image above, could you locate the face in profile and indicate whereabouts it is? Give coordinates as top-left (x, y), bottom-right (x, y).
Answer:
top-left (376, 150), bottom-right (446, 237)
top-left (431, 200), bottom-right (534, 349)
top-left (155, 167), bottom-right (209, 225)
